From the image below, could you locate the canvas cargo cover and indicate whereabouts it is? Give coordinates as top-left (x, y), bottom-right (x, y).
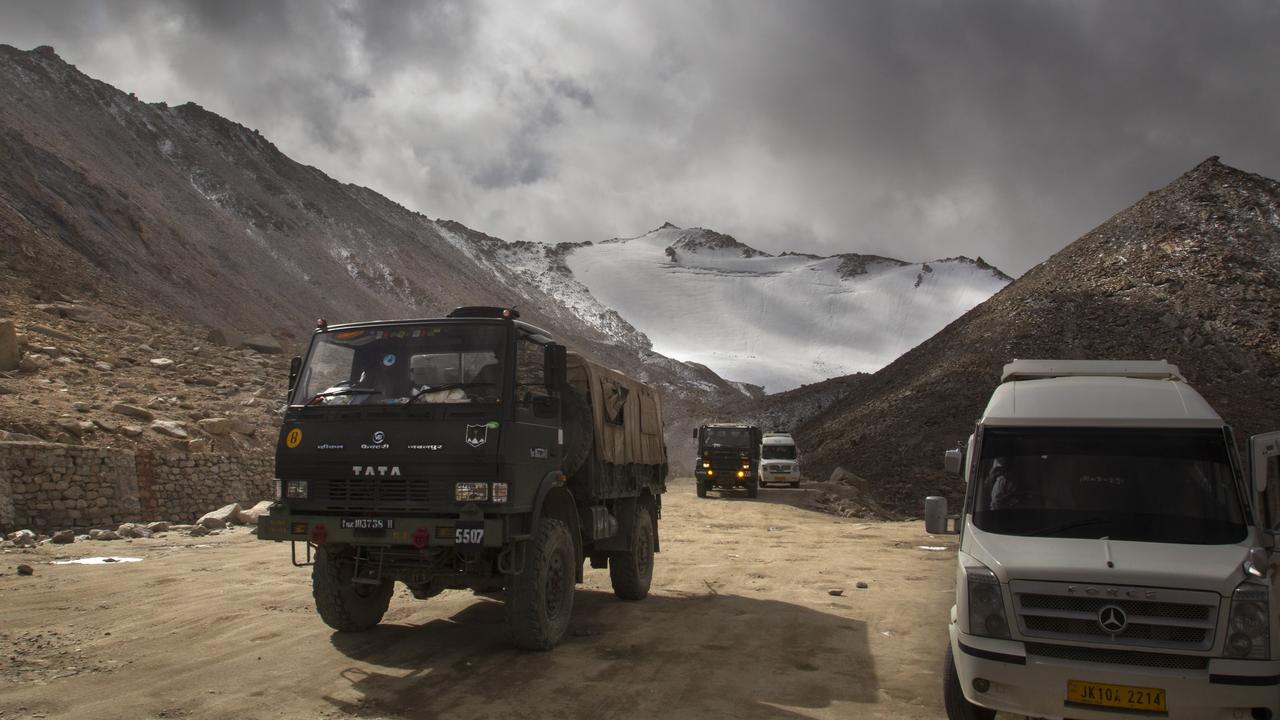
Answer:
top-left (566, 352), bottom-right (667, 466)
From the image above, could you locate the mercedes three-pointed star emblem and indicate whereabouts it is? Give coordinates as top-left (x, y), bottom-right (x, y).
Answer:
top-left (1098, 604), bottom-right (1128, 635)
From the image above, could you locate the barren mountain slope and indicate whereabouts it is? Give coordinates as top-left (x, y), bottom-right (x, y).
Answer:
top-left (796, 157), bottom-right (1280, 514)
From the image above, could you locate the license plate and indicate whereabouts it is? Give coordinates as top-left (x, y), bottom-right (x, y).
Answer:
top-left (340, 518), bottom-right (393, 530)
top-left (455, 521), bottom-right (484, 545)
top-left (1067, 680), bottom-right (1166, 713)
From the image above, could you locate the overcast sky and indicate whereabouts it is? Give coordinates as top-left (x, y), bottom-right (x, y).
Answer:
top-left (2, 1), bottom-right (1278, 275)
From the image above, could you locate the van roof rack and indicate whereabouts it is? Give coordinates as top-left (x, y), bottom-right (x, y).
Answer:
top-left (1001, 359), bottom-right (1183, 384)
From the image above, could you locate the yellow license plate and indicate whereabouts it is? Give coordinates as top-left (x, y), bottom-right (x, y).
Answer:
top-left (1067, 680), bottom-right (1167, 712)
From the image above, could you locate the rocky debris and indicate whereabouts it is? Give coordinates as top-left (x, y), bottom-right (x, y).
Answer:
top-left (49, 529), bottom-right (75, 544)
top-left (115, 523), bottom-right (151, 539)
top-left (93, 361), bottom-right (113, 371)
top-left (109, 403), bottom-right (155, 421)
top-left (26, 323), bottom-right (79, 342)
top-left (188, 524), bottom-right (211, 537)
top-left (198, 503), bottom-right (241, 529)
top-left (94, 530), bottom-right (121, 541)
top-left (0, 319), bottom-right (17, 371)
top-left (119, 425), bottom-right (144, 437)
top-left (197, 417), bottom-right (233, 435)
top-left (827, 589), bottom-right (844, 597)
top-left (207, 327), bottom-right (229, 346)
top-left (240, 335), bottom-right (283, 354)
top-left (91, 418), bottom-right (119, 433)
top-left (145, 521), bottom-right (171, 533)
top-left (235, 500), bottom-right (274, 524)
top-left (148, 357), bottom-right (175, 369)
top-left (150, 420), bottom-right (189, 439)
top-left (36, 302), bottom-right (97, 322)
top-left (10, 529), bottom-right (37, 548)
top-left (19, 352), bottom-right (51, 372)
top-left (856, 581), bottom-right (869, 589)
top-left (16, 563), bottom-right (34, 576)
top-left (54, 418), bottom-right (95, 436)
top-left (229, 417), bottom-right (256, 436)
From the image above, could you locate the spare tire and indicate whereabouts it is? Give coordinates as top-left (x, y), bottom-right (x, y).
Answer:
top-left (560, 386), bottom-right (593, 476)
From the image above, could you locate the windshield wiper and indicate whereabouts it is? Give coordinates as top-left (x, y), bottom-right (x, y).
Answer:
top-left (409, 382), bottom-right (488, 403)
top-left (1023, 517), bottom-right (1112, 537)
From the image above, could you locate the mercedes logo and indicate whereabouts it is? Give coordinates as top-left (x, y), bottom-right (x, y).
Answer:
top-left (372, 430), bottom-right (385, 444)
top-left (1098, 605), bottom-right (1128, 635)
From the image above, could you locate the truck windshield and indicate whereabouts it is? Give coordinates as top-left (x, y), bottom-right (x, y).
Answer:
top-left (703, 428), bottom-right (751, 448)
top-left (972, 428), bottom-right (1248, 544)
top-left (294, 323), bottom-right (506, 406)
top-left (762, 445), bottom-right (797, 460)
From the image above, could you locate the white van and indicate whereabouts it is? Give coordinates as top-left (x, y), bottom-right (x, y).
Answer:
top-left (926, 360), bottom-right (1280, 720)
top-left (759, 432), bottom-right (801, 488)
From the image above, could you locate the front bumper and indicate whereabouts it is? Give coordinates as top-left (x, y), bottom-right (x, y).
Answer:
top-left (257, 506), bottom-right (509, 549)
top-left (949, 623), bottom-right (1280, 719)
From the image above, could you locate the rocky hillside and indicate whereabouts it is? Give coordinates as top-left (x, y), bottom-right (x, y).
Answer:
top-left (795, 157), bottom-right (1280, 515)
top-left (0, 44), bottom-right (742, 464)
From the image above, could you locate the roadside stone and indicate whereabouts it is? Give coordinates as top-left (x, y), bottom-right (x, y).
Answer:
top-left (235, 500), bottom-right (274, 525)
top-left (95, 530), bottom-right (121, 541)
top-left (0, 319), bottom-right (18, 371)
top-left (110, 403), bottom-right (155, 421)
top-left (199, 503), bottom-right (240, 528)
top-left (149, 357), bottom-right (175, 369)
top-left (828, 589), bottom-right (844, 597)
top-left (19, 352), bottom-right (51, 372)
top-left (145, 521), bottom-right (171, 533)
top-left (88, 529), bottom-right (103, 540)
top-left (92, 418), bottom-right (120, 433)
top-left (17, 564), bottom-right (34, 576)
top-left (93, 361), bottom-right (113, 371)
top-left (188, 525), bottom-right (211, 537)
top-left (116, 523), bottom-right (151, 539)
top-left (150, 420), bottom-right (189, 439)
top-left (856, 581), bottom-right (869, 589)
top-left (229, 417), bottom-right (256, 436)
top-left (50, 529), bottom-right (75, 544)
top-left (197, 417), bottom-right (233, 436)
top-left (119, 424), bottom-right (144, 437)
top-left (12, 529), bottom-right (37, 548)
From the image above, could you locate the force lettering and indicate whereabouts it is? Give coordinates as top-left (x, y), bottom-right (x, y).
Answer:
top-left (352, 465), bottom-right (402, 477)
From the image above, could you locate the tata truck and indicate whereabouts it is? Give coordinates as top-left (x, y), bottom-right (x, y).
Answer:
top-left (925, 359), bottom-right (1280, 720)
top-left (258, 307), bottom-right (669, 650)
top-left (693, 423), bottom-right (762, 498)
top-left (759, 431), bottom-right (801, 488)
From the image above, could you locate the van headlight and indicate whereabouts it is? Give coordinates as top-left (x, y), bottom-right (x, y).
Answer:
top-left (1226, 584), bottom-right (1270, 659)
top-left (967, 563), bottom-right (1010, 639)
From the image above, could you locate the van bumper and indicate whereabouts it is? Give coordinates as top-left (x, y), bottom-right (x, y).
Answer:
top-left (950, 624), bottom-right (1280, 720)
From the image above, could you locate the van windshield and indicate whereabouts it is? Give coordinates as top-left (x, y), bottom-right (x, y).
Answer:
top-left (294, 323), bottom-right (506, 406)
top-left (762, 445), bottom-right (797, 460)
top-left (703, 428), bottom-right (751, 448)
top-left (972, 428), bottom-right (1248, 544)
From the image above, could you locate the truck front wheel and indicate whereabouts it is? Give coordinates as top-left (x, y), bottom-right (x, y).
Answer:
top-left (696, 480), bottom-right (708, 498)
top-left (505, 518), bottom-right (575, 650)
top-left (312, 546), bottom-right (394, 632)
top-left (609, 505), bottom-right (654, 601)
top-left (746, 475), bottom-right (759, 499)
top-left (943, 643), bottom-right (996, 720)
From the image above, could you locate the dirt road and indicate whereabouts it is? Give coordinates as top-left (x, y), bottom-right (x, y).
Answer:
top-left (1, 481), bottom-right (959, 720)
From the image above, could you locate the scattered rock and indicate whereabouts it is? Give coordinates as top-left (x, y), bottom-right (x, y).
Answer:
top-left (197, 417), bottom-right (233, 435)
top-left (92, 418), bottom-right (120, 433)
top-left (26, 322), bottom-right (79, 342)
top-left (187, 438), bottom-right (211, 453)
top-left (207, 327), bottom-right (229, 346)
top-left (110, 403), bottom-right (155, 421)
top-left (828, 589), bottom-right (844, 597)
top-left (50, 529), bottom-right (75, 544)
top-left (116, 523), bottom-right (152, 539)
top-left (95, 530), bottom-right (122, 541)
top-left (19, 352), bottom-right (51, 372)
top-left (119, 424), bottom-right (144, 437)
top-left (856, 581), bottom-right (869, 589)
top-left (17, 564), bottom-right (34, 576)
top-left (229, 417), bottom-right (257, 436)
top-left (235, 500), bottom-right (274, 524)
top-left (11, 529), bottom-right (37, 548)
top-left (149, 357), bottom-right (175, 369)
top-left (145, 521), bottom-right (171, 533)
top-left (198, 503), bottom-right (240, 529)
top-left (93, 361), bottom-right (113, 371)
top-left (150, 420), bottom-right (189, 439)
top-left (188, 525), bottom-right (211, 537)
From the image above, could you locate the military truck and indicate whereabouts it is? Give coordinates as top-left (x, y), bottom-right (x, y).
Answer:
top-left (692, 423), bottom-right (762, 498)
top-left (258, 307), bottom-right (668, 650)
top-left (927, 360), bottom-right (1280, 720)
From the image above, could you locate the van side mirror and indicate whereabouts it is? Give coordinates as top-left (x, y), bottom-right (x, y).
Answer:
top-left (544, 344), bottom-right (567, 389)
top-left (288, 356), bottom-right (302, 395)
top-left (1250, 431), bottom-right (1280, 495)
top-left (924, 496), bottom-right (960, 535)
top-left (944, 448), bottom-right (964, 475)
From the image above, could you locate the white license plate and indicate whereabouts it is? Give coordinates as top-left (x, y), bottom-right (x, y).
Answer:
top-left (341, 518), bottom-right (393, 530)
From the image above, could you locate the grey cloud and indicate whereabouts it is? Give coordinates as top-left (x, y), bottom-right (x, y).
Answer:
top-left (1, 1), bottom-right (1278, 274)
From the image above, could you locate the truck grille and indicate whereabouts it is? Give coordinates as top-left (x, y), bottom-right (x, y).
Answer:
top-left (1010, 580), bottom-right (1220, 652)
top-left (319, 477), bottom-right (453, 512)
top-left (1025, 643), bottom-right (1210, 670)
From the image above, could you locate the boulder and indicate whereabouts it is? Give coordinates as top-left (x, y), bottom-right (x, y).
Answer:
top-left (0, 319), bottom-right (17, 371)
top-left (11, 529), bottom-right (37, 548)
top-left (197, 417), bottom-right (233, 436)
top-left (150, 420), bottom-right (189, 439)
top-left (145, 521), bottom-right (171, 533)
top-left (198, 503), bottom-right (241, 529)
top-left (116, 523), bottom-right (151, 539)
top-left (240, 335), bottom-right (284, 354)
top-left (49, 530), bottom-right (75, 544)
top-left (229, 417), bottom-right (256, 436)
top-left (110, 403), bottom-right (155, 421)
top-left (235, 500), bottom-right (275, 525)
top-left (188, 524), bottom-right (211, 537)
top-left (95, 530), bottom-right (122, 541)
top-left (17, 564), bottom-right (34, 576)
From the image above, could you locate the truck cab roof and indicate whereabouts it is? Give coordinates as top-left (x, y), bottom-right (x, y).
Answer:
top-left (984, 360), bottom-right (1222, 428)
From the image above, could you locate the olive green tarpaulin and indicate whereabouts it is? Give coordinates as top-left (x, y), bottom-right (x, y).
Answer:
top-left (566, 352), bottom-right (667, 466)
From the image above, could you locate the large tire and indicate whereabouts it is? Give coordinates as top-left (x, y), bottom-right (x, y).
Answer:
top-left (609, 505), bottom-right (655, 600)
top-left (943, 643), bottom-right (996, 720)
top-left (312, 546), bottom-right (394, 632)
top-left (746, 475), bottom-right (759, 499)
top-left (560, 387), bottom-right (593, 476)
top-left (506, 518), bottom-right (576, 650)
top-left (696, 480), bottom-right (708, 498)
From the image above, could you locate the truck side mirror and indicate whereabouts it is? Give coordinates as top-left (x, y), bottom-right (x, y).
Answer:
top-left (924, 496), bottom-right (960, 535)
top-left (944, 448), bottom-right (964, 475)
top-left (287, 356), bottom-right (302, 395)
top-left (692, 428), bottom-right (698, 440)
top-left (544, 344), bottom-right (567, 389)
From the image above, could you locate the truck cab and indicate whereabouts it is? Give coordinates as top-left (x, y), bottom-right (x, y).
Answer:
top-left (759, 432), bottom-right (801, 488)
top-left (693, 423), bottom-right (762, 498)
top-left (258, 307), bottom-right (668, 650)
top-left (927, 360), bottom-right (1280, 720)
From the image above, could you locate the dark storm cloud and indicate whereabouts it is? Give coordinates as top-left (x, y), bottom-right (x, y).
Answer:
top-left (1, 0), bottom-right (1278, 274)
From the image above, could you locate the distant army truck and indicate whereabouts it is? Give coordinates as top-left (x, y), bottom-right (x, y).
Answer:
top-left (258, 307), bottom-right (668, 650)
top-left (693, 423), bottom-right (763, 498)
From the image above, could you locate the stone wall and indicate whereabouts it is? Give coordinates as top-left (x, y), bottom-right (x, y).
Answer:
top-left (0, 441), bottom-right (274, 533)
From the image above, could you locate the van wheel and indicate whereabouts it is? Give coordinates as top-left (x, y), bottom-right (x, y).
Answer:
top-left (560, 387), bottom-right (593, 476)
top-left (944, 643), bottom-right (995, 720)
top-left (746, 476), bottom-right (759, 499)
top-left (312, 546), bottom-right (393, 632)
top-left (506, 518), bottom-right (575, 650)
top-left (610, 505), bottom-right (655, 600)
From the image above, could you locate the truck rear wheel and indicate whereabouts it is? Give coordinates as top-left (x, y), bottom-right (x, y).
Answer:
top-left (746, 475), bottom-right (759, 499)
top-left (312, 546), bottom-right (394, 632)
top-left (609, 505), bottom-right (654, 601)
top-left (505, 518), bottom-right (575, 650)
top-left (943, 643), bottom-right (996, 720)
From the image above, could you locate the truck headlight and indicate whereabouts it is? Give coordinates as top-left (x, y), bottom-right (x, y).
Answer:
top-left (285, 480), bottom-right (308, 499)
top-left (702, 462), bottom-right (710, 469)
top-left (967, 564), bottom-right (1010, 639)
top-left (1226, 584), bottom-right (1270, 659)
top-left (455, 482), bottom-right (488, 502)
